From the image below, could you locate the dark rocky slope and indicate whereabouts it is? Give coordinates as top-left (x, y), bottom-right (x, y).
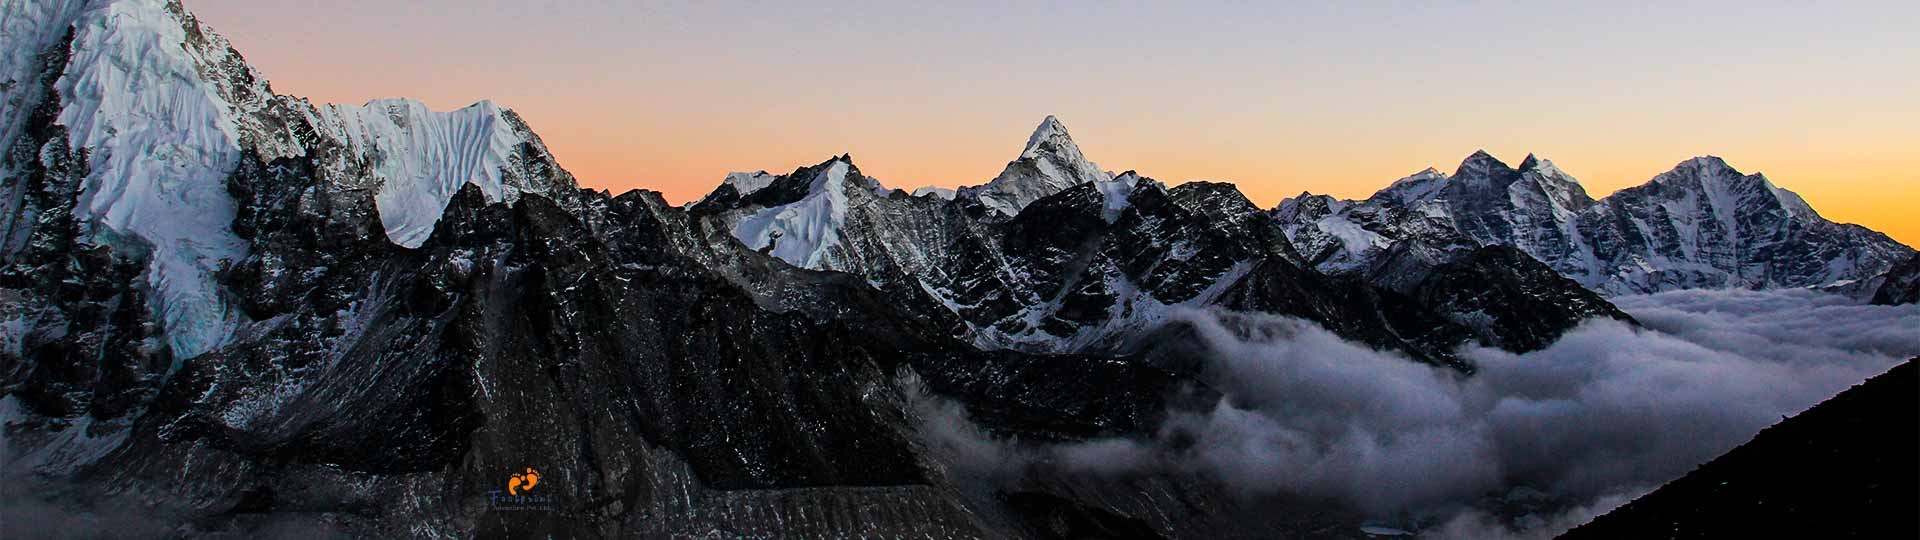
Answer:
top-left (1871, 253), bottom-right (1920, 305)
top-left (1559, 358), bottom-right (1919, 540)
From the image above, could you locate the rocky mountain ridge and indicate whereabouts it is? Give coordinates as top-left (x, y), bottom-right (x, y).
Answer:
top-left (1277, 151), bottom-right (1913, 295)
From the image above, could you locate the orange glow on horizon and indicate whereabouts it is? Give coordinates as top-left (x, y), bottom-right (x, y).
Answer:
top-left (188, 1), bottom-right (1920, 248)
top-left (525, 110), bottom-right (1920, 248)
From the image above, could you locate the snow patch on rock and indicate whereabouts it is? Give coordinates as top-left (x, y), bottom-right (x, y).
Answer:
top-left (911, 186), bottom-right (956, 200)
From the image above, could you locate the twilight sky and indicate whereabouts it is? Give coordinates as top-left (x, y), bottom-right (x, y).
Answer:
top-left (188, 0), bottom-right (1919, 245)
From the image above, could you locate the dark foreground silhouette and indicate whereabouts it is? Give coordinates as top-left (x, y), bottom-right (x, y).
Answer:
top-left (1560, 358), bottom-right (1919, 539)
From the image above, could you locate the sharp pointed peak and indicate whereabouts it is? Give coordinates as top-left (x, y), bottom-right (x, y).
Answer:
top-left (1036, 114), bottom-right (1065, 131)
top-left (1456, 149), bottom-right (1516, 177)
top-left (1516, 153), bottom-right (1573, 178)
top-left (1022, 115), bottom-right (1078, 157)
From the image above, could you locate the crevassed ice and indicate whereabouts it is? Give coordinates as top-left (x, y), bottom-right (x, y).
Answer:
top-left (60, 0), bottom-right (249, 358)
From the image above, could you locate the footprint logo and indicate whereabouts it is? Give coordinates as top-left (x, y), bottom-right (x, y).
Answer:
top-left (508, 468), bottom-right (542, 495)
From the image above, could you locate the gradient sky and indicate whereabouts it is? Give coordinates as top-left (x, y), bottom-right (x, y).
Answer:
top-left (187, 1), bottom-right (1919, 245)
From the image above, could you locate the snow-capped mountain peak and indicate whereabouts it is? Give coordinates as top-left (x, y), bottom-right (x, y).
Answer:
top-left (17, 0), bottom-right (260, 358)
top-left (958, 115), bottom-right (1115, 217)
top-left (1275, 150), bottom-right (1913, 294)
top-left (1021, 114), bottom-right (1075, 159)
top-left (312, 98), bottom-right (564, 248)
top-left (724, 170), bottom-right (778, 196)
top-left (1371, 167), bottom-right (1450, 206)
top-left (1644, 156), bottom-right (1814, 217)
top-left (0, 0), bottom-right (584, 359)
top-left (910, 186), bottom-right (957, 200)
top-left (1456, 149), bottom-right (1506, 177)
top-left (1517, 153), bottom-right (1570, 179)
top-left (728, 155), bottom-right (889, 269)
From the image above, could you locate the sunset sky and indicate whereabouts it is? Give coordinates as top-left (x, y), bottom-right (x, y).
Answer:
top-left (188, 1), bottom-right (1919, 245)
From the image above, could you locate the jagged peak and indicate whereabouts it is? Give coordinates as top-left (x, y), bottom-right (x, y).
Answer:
top-left (722, 171), bottom-right (777, 195)
top-left (1454, 149), bottom-right (1516, 179)
top-left (1021, 115), bottom-right (1073, 159)
top-left (1643, 155), bottom-right (1820, 218)
top-left (806, 157), bottom-right (855, 192)
top-left (959, 116), bottom-right (1113, 216)
top-left (1275, 191), bottom-right (1344, 221)
top-left (1517, 153), bottom-right (1579, 184)
top-left (911, 186), bottom-right (956, 200)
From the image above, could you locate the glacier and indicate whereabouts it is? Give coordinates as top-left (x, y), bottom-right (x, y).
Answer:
top-left (56, 0), bottom-right (252, 358)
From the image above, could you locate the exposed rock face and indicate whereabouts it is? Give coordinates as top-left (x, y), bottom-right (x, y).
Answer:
top-left (1870, 253), bottom-right (1920, 305)
top-left (1277, 152), bottom-right (1914, 295)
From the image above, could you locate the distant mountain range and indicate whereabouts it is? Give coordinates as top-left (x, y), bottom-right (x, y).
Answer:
top-left (1, 1), bottom-right (1912, 538)
top-left (1277, 151), bottom-right (1911, 295)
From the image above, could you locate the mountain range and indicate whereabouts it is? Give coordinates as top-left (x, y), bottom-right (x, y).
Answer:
top-left (1, 1), bottom-right (1913, 538)
top-left (1275, 151), bottom-right (1912, 295)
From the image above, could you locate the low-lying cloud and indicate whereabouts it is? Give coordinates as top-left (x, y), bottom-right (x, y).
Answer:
top-left (909, 289), bottom-right (1920, 538)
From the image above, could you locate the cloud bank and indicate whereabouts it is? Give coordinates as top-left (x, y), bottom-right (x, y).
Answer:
top-left (909, 289), bottom-right (1920, 538)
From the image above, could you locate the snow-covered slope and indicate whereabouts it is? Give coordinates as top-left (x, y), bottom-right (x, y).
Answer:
top-left (1275, 193), bottom-right (1393, 272)
top-left (46, 0), bottom-right (255, 357)
top-left (1276, 152), bottom-right (1914, 295)
top-left (731, 157), bottom-right (863, 268)
top-left (957, 115), bottom-right (1117, 217)
top-left (309, 98), bottom-right (553, 248)
top-left (1577, 156), bottom-right (1908, 292)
